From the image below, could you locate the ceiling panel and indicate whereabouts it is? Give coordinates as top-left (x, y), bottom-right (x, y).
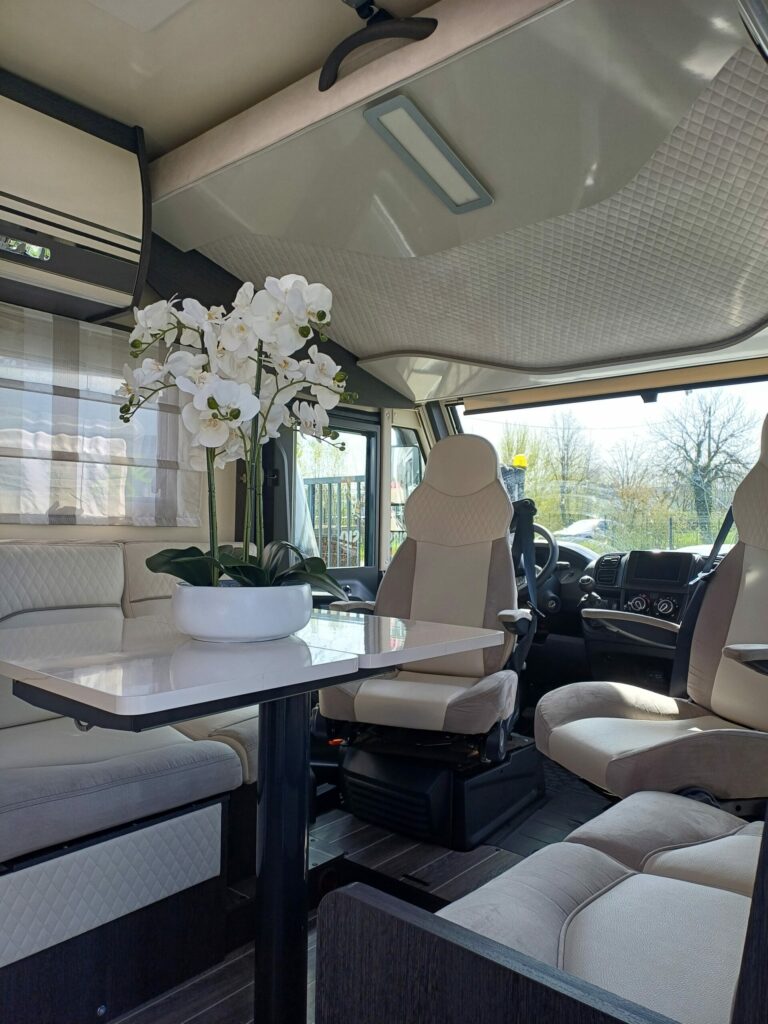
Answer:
top-left (200, 47), bottom-right (768, 379)
top-left (0, 0), bottom-right (429, 156)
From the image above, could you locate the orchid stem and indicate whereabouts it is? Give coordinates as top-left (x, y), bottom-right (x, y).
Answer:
top-left (206, 447), bottom-right (220, 586)
top-left (244, 341), bottom-right (265, 563)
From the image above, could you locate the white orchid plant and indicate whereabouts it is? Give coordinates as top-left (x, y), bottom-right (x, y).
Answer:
top-left (118, 275), bottom-right (349, 596)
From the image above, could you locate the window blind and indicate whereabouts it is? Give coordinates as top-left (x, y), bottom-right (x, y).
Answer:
top-left (0, 302), bottom-right (202, 526)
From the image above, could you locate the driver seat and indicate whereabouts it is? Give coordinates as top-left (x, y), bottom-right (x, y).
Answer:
top-left (535, 414), bottom-right (768, 800)
top-left (318, 434), bottom-right (525, 744)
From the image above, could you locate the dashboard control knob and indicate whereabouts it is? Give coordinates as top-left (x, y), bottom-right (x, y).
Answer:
top-left (654, 596), bottom-right (678, 619)
top-left (626, 593), bottom-right (651, 614)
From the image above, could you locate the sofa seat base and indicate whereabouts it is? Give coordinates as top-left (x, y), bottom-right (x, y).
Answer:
top-left (0, 717), bottom-right (242, 863)
top-left (437, 792), bottom-right (759, 1024)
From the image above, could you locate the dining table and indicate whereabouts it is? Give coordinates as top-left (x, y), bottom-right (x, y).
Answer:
top-left (0, 608), bottom-right (504, 1024)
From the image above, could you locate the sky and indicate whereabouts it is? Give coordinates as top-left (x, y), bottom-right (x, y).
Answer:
top-left (457, 380), bottom-right (768, 461)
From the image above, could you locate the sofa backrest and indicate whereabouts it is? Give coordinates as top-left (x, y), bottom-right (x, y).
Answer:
top-left (122, 541), bottom-right (194, 619)
top-left (122, 541), bottom-right (247, 618)
top-left (0, 542), bottom-right (125, 728)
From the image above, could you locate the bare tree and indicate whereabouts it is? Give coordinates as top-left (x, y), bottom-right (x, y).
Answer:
top-left (542, 412), bottom-right (596, 527)
top-left (653, 389), bottom-right (757, 535)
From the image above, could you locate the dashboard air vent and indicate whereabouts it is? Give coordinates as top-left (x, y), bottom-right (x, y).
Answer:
top-left (596, 553), bottom-right (622, 587)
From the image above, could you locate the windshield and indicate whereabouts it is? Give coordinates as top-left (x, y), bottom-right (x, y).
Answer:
top-left (455, 381), bottom-right (766, 554)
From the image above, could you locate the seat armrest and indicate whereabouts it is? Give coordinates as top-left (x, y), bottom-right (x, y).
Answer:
top-left (498, 608), bottom-right (533, 636)
top-left (329, 600), bottom-right (375, 613)
top-left (581, 608), bottom-right (680, 633)
top-left (723, 644), bottom-right (768, 676)
top-left (581, 608), bottom-right (679, 649)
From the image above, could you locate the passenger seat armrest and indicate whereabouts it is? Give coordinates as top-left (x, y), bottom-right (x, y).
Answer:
top-left (581, 608), bottom-right (680, 633)
top-left (581, 608), bottom-right (679, 649)
top-left (723, 644), bottom-right (768, 675)
top-left (498, 608), bottom-right (533, 636)
top-left (329, 600), bottom-right (376, 613)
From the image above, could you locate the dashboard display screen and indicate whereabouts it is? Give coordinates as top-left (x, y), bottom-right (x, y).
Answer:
top-left (627, 551), bottom-right (692, 585)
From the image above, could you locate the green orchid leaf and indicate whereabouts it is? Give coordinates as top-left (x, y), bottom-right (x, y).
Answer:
top-left (300, 556), bottom-right (328, 575)
top-left (260, 540), bottom-right (309, 578)
top-left (145, 547), bottom-right (219, 587)
top-left (215, 544), bottom-right (247, 569)
top-left (278, 569), bottom-right (347, 601)
top-left (223, 561), bottom-right (269, 588)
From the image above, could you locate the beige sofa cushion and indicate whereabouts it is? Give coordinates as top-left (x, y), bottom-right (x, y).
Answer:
top-left (439, 792), bottom-right (755, 1024)
top-left (175, 708), bottom-right (260, 784)
top-left (0, 717), bottom-right (242, 862)
top-left (0, 543), bottom-right (125, 730)
top-left (567, 791), bottom-right (761, 896)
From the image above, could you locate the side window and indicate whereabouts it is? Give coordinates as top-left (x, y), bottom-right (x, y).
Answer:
top-left (390, 426), bottom-right (424, 556)
top-left (294, 425), bottom-right (377, 567)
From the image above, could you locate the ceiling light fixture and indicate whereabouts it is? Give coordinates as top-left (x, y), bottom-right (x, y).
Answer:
top-left (364, 96), bottom-right (493, 214)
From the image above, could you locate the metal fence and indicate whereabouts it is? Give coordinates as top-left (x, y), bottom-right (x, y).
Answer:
top-left (303, 475), bottom-right (366, 567)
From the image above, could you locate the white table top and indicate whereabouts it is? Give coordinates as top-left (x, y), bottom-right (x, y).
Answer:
top-left (1, 612), bottom-right (503, 723)
top-left (298, 609), bottom-right (503, 668)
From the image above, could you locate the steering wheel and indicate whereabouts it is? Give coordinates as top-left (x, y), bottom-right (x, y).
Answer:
top-left (515, 523), bottom-right (560, 598)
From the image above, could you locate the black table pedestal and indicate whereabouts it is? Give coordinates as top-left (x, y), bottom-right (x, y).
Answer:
top-left (254, 691), bottom-right (311, 1024)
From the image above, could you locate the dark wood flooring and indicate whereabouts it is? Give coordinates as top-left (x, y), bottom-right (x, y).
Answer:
top-left (116, 764), bottom-right (610, 1024)
top-left (115, 933), bottom-right (316, 1024)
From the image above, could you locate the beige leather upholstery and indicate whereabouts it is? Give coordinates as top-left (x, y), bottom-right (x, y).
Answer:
top-left (0, 542), bottom-right (125, 729)
top-left (0, 542), bottom-right (243, 863)
top-left (439, 792), bottom-right (758, 1024)
top-left (123, 540), bottom-right (262, 781)
top-left (0, 718), bottom-right (242, 862)
top-left (319, 435), bottom-right (518, 734)
top-left (566, 791), bottom-right (761, 896)
top-left (535, 416), bottom-right (768, 797)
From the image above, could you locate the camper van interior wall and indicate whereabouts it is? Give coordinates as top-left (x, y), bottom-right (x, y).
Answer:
top-left (119, 274), bottom-right (347, 640)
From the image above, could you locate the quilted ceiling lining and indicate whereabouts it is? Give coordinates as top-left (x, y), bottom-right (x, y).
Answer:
top-left (202, 48), bottom-right (768, 373)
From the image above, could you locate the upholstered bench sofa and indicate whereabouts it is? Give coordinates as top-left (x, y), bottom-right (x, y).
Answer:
top-left (0, 540), bottom-right (253, 1023)
top-left (317, 791), bottom-right (763, 1024)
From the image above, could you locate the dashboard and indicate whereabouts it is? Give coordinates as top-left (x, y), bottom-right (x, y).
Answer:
top-left (589, 549), bottom-right (699, 623)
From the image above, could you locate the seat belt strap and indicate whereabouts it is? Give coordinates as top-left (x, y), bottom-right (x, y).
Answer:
top-left (688, 506), bottom-right (734, 585)
top-left (510, 498), bottom-right (540, 673)
top-left (670, 506), bottom-right (734, 697)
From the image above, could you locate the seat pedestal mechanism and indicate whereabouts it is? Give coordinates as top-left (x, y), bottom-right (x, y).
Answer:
top-left (342, 739), bottom-right (544, 850)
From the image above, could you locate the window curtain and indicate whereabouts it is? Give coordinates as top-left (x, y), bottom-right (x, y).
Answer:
top-left (0, 302), bottom-right (202, 526)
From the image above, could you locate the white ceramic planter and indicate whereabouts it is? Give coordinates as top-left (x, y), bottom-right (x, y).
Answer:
top-left (172, 582), bottom-right (312, 642)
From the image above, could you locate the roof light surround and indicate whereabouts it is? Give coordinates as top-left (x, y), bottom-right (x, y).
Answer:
top-left (364, 96), bottom-right (493, 214)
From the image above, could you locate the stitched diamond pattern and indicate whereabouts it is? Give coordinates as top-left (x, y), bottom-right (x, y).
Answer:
top-left (405, 481), bottom-right (511, 545)
top-left (0, 804), bottom-right (221, 968)
top-left (202, 49), bottom-right (768, 373)
top-left (0, 544), bottom-right (124, 621)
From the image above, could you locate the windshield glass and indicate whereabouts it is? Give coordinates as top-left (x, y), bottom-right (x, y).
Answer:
top-left (455, 381), bottom-right (766, 554)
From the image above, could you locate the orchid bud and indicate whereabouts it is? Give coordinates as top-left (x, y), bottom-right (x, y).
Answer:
top-left (299, 325), bottom-right (311, 339)
top-left (207, 397), bottom-right (218, 410)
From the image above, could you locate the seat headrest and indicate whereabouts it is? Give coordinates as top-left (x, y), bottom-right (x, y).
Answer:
top-left (404, 434), bottom-right (513, 545)
top-left (732, 414), bottom-right (768, 551)
top-left (421, 435), bottom-right (504, 496)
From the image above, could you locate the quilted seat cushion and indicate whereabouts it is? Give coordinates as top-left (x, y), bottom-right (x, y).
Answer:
top-left (175, 708), bottom-right (260, 784)
top-left (0, 718), bottom-right (242, 862)
top-left (439, 792), bottom-right (755, 1024)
